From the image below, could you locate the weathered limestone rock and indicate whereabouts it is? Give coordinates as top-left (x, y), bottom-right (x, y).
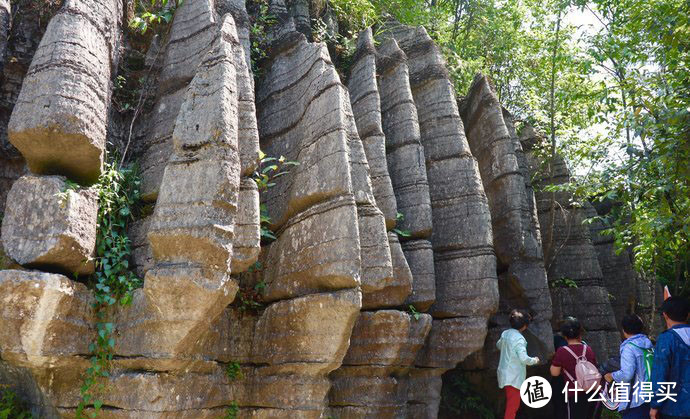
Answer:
top-left (460, 74), bottom-right (553, 367)
top-left (157, 0), bottom-right (217, 93)
top-left (349, 28), bottom-right (398, 227)
top-left (148, 13), bottom-right (241, 270)
top-left (406, 367), bottom-right (445, 418)
top-left (7, 0), bottom-right (123, 184)
top-left (387, 24), bottom-right (498, 321)
top-left (328, 311), bottom-right (432, 417)
top-left (141, 0), bottom-right (259, 203)
top-left (116, 15), bottom-right (243, 359)
top-left (0, 0), bottom-right (9, 67)
top-left (341, 311), bottom-right (432, 366)
top-left (253, 289), bottom-right (361, 365)
top-left (376, 38), bottom-right (433, 239)
top-left (345, 73), bottom-right (394, 296)
top-left (376, 37), bottom-right (437, 314)
top-left (0, 270), bottom-right (93, 368)
top-left (522, 126), bottom-right (620, 359)
top-left (1, 175), bottom-right (97, 275)
top-left (256, 33), bottom-right (362, 300)
top-left (0, 157), bottom-right (26, 211)
top-left (362, 233), bottom-right (413, 309)
top-left (588, 201), bottom-right (660, 331)
top-left (114, 268), bottom-right (238, 358)
top-left (128, 216), bottom-right (154, 278)
top-left (0, 0), bottom-right (60, 159)
top-left (401, 239), bottom-right (436, 311)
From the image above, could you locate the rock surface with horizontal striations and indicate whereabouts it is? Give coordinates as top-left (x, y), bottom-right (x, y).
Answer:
top-left (0, 8), bottom-right (645, 417)
top-left (376, 37), bottom-right (437, 313)
top-left (139, 0), bottom-right (219, 200)
top-left (348, 28), bottom-right (398, 227)
top-left (0, 270), bottom-right (94, 369)
top-left (522, 125), bottom-right (620, 360)
top-left (460, 74), bottom-right (553, 371)
top-left (386, 24), bottom-right (498, 322)
top-left (587, 201), bottom-right (659, 331)
top-left (7, 0), bottom-right (123, 184)
top-left (256, 32), bottom-right (362, 301)
top-left (119, 15), bottom-right (243, 360)
top-left (1, 175), bottom-right (97, 275)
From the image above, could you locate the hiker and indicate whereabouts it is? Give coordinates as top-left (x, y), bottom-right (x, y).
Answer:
top-left (497, 309), bottom-right (541, 419)
top-left (650, 296), bottom-right (690, 419)
top-left (551, 317), bottom-right (600, 419)
top-left (603, 314), bottom-right (654, 418)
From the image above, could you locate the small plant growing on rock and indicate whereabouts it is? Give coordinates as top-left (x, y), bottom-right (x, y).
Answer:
top-left (252, 150), bottom-right (299, 243)
top-left (225, 361), bottom-right (244, 381)
top-left (393, 212), bottom-right (411, 238)
top-left (408, 304), bottom-right (422, 321)
top-left (0, 387), bottom-right (34, 419)
top-left (225, 401), bottom-right (240, 419)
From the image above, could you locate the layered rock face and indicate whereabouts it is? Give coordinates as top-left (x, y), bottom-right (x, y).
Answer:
top-left (7, 0), bottom-right (123, 184)
top-left (521, 127), bottom-right (620, 360)
top-left (458, 75), bottom-right (553, 371)
top-left (0, 2), bottom-right (648, 417)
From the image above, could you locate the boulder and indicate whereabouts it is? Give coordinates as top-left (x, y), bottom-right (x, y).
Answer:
top-left (7, 0), bottom-right (123, 183)
top-left (0, 270), bottom-right (93, 368)
top-left (1, 175), bottom-right (97, 275)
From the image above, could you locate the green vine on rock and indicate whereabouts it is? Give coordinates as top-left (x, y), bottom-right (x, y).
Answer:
top-left (76, 162), bottom-right (142, 419)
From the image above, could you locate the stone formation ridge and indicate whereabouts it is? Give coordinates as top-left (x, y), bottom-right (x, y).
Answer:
top-left (0, 0), bottom-right (653, 417)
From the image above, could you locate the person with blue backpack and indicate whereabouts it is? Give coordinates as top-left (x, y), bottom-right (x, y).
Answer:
top-left (603, 314), bottom-right (654, 418)
top-left (649, 296), bottom-right (690, 419)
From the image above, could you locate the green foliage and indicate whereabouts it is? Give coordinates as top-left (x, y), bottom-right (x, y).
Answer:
top-left (248, 0), bottom-right (277, 79)
top-left (408, 304), bottom-right (422, 320)
top-left (0, 388), bottom-right (33, 419)
top-left (392, 212), bottom-right (411, 238)
top-left (252, 150), bottom-right (299, 244)
top-left (77, 162), bottom-right (142, 419)
top-left (225, 362), bottom-right (244, 381)
top-left (129, 0), bottom-right (183, 34)
top-left (550, 277), bottom-right (578, 289)
top-left (225, 401), bottom-right (239, 419)
top-left (440, 374), bottom-right (495, 419)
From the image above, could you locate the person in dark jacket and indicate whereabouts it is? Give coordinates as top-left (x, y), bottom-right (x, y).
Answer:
top-left (650, 296), bottom-right (690, 419)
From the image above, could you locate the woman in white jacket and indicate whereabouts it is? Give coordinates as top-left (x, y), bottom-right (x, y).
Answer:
top-left (497, 309), bottom-right (541, 419)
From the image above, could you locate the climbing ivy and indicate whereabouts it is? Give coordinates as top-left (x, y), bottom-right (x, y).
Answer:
top-left (76, 162), bottom-right (142, 419)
